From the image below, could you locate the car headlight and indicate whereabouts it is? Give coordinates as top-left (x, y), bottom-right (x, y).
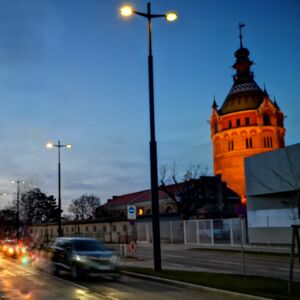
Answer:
top-left (73, 255), bottom-right (88, 262)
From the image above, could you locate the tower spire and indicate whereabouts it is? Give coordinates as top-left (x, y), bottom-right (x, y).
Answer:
top-left (239, 22), bottom-right (245, 48)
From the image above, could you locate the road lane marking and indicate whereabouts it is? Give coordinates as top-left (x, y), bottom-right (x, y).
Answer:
top-left (206, 259), bottom-right (240, 265)
top-left (277, 268), bottom-right (300, 273)
top-left (171, 263), bottom-right (184, 267)
top-left (165, 254), bottom-right (185, 258)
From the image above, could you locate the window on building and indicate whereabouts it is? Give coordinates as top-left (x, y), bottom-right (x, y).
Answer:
top-left (264, 137), bottom-right (273, 148)
top-left (214, 123), bottom-right (218, 133)
top-left (236, 119), bottom-right (240, 127)
top-left (71, 227), bottom-right (74, 232)
top-left (263, 113), bottom-right (271, 125)
top-left (246, 137), bottom-right (253, 149)
top-left (245, 117), bottom-right (250, 125)
top-left (112, 225), bottom-right (117, 232)
top-left (103, 225), bottom-right (107, 232)
top-left (228, 120), bottom-right (232, 129)
top-left (85, 226), bottom-right (89, 232)
top-left (66, 227), bottom-right (69, 232)
top-left (123, 224), bottom-right (127, 232)
top-left (93, 226), bottom-right (97, 232)
top-left (228, 140), bottom-right (234, 151)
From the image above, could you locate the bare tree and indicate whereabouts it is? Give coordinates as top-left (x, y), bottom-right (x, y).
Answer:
top-left (68, 194), bottom-right (100, 220)
top-left (160, 164), bottom-right (214, 220)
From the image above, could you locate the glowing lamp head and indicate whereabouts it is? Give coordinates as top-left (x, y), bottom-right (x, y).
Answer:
top-left (166, 12), bottom-right (177, 22)
top-left (120, 6), bottom-right (133, 17)
top-left (46, 143), bottom-right (54, 149)
top-left (66, 144), bottom-right (72, 149)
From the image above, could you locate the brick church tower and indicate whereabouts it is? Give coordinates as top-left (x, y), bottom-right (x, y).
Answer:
top-left (210, 24), bottom-right (286, 203)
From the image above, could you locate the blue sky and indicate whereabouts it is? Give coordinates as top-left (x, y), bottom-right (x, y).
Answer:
top-left (0, 0), bottom-right (299, 212)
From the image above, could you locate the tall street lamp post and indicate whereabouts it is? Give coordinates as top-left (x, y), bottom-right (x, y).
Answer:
top-left (46, 140), bottom-right (72, 237)
top-left (120, 3), bottom-right (177, 272)
top-left (11, 180), bottom-right (25, 240)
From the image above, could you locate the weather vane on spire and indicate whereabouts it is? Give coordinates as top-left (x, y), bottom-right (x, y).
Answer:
top-left (239, 22), bottom-right (245, 48)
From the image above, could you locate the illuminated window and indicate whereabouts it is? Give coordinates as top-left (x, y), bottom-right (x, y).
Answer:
top-left (245, 117), bottom-right (250, 125)
top-left (214, 123), bottom-right (218, 133)
top-left (228, 140), bottom-right (234, 151)
top-left (264, 137), bottom-right (273, 148)
top-left (236, 119), bottom-right (240, 127)
top-left (246, 137), bottom-right (253, 148)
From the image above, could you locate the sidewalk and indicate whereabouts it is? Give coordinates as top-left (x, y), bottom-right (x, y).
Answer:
top-left (112, 241), bottom-right (293, 255)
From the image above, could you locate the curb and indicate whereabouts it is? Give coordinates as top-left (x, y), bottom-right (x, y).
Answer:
top-left (121, 270), bottom-right (272, 300)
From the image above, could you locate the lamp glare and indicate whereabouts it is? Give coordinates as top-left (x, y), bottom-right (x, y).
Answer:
top-left (166, 12), bottom-right (177, 22)
top-left (120, 6), bottom-right (133, 17)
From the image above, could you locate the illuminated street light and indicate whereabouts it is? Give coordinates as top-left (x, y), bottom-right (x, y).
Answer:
top-left (120, 6), bottom-right (133, 17)
top-left (120, 2), bottom-right (177, 272)
top-left (46, 140), bottom-right (72, 237)
top-left (11, 180), bottom-right (25, 240)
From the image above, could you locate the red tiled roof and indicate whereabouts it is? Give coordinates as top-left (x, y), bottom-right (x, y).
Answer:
top-left (100, 177), bottom-right (239, 209)
top-left (102, 183), bottom-right (181, 208)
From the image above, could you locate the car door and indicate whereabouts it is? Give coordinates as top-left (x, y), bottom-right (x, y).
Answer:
top-left (52, 240), bottom-right (70, 271)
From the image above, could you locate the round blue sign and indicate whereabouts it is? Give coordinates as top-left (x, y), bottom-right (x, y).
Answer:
top-left (129, 207), bottom-right (135, 214)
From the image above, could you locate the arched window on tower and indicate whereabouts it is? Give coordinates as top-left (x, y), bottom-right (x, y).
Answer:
top-left (214, 123), bottom-right (218, 133)
top-left (228, 140), bottom-right (234, 151)
top-left (264, 136), bottom-right (273, 148)
top-left (246, 137), bottom-right (253, 149)
top-left (263, 113), bottom-right (271, 126)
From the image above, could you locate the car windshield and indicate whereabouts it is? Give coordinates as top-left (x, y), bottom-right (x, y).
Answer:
top-left (73, 240), bottom-right (106, 252)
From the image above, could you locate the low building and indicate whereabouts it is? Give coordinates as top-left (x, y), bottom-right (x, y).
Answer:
top-left (27, 176), bottom-right (240, 245)
top-left (95, 176), bottom-right (240, 220)
top-left (245, 143), bottom-right (300, 244)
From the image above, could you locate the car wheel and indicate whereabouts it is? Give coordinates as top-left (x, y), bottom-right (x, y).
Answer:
top-left (51, 263), bottom-right (59, 276)
top-left (71, 264), bottom-right (80, 280)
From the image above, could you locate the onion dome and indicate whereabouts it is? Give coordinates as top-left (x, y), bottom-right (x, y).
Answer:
top-left (219, 24), bottom-right (265, 115)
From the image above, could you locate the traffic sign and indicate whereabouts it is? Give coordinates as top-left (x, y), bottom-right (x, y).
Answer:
top-left (127, 205), bottom-right (136, 220)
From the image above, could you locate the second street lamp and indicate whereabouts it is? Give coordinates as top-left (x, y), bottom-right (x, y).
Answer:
top-left (120, 2), bottom-right (177, 272)
top-left (11, 180), bottom-right (25, 240)
top-left (46, 140), bottom-right (72, 237)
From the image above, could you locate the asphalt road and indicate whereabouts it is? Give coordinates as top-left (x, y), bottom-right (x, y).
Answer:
top-left (115, 244), bottom-right (300, 282)
top-left (0, 253), bottom-right (231, 300)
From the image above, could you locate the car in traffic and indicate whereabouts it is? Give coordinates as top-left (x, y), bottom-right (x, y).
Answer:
top-left (1, 240), bottom-right (19, 258)
top-left (49, 237), bottom-right (120, 279)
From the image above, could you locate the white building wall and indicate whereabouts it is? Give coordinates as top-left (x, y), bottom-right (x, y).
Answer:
top-left (245, 143), bottom-right (300, 244)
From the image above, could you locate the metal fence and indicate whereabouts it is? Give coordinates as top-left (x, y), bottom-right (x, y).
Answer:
top-left (137, 218), bottom-right (244, 245)
top-left (31, 218), bottom-right (245, 246)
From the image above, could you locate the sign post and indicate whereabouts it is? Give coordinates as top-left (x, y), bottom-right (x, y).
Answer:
top-left (235, 203), bottom-right (247, 275)
top-left (127, 205), bottom-right (137, 220)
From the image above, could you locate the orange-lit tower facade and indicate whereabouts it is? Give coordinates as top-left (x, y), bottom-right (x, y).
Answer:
top-left (210, 25), bottom-right (286, 203)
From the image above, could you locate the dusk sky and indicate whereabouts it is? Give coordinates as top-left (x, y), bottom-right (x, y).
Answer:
top-left (0, 0), bottom-right (299, 212)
